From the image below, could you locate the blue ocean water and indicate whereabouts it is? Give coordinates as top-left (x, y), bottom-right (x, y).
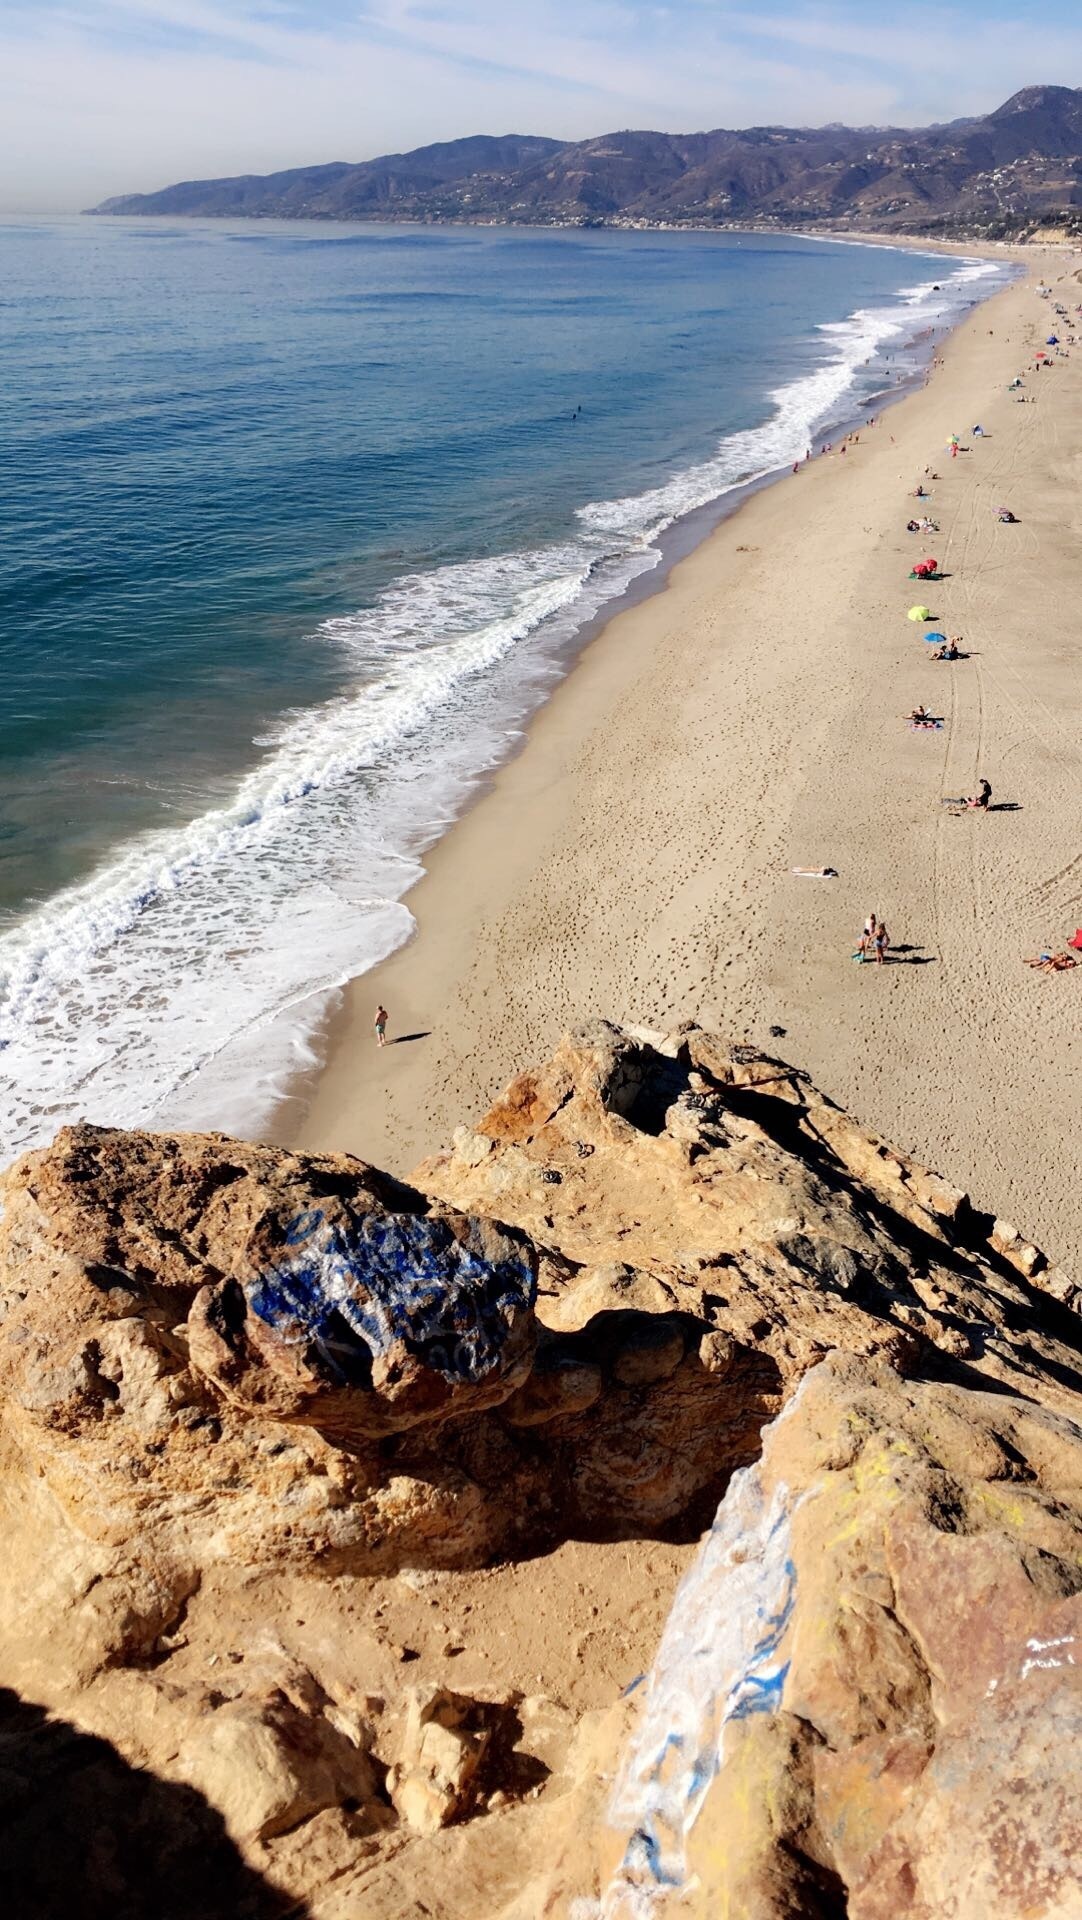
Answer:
top-left (0, 216), bottom-right (1005, 1155)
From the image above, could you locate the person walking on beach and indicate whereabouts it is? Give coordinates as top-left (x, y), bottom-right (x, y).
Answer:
top-left (375, 1004), bottom-right (389, 1047)
top-left (858, 913), bottom-right (877, 962)
top-left (875, 921), bottom-right (890, 966)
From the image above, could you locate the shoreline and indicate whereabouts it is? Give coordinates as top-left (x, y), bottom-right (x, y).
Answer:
top-left (275, 245), bottom-right (1082, 1275)
top-left (0, 226), bottom-right (1011, 1173)
top-left (263, 246), bottom-right (1012, 1141)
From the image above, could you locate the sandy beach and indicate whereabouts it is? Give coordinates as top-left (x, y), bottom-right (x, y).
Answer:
top-left (280, 247), bottom-right (1082, 1274)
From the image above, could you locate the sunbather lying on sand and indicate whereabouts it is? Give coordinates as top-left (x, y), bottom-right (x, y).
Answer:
top-left (943, 779), bottom-right (992, 814)
top-left (1024, 952), bottom-right (1078, 973)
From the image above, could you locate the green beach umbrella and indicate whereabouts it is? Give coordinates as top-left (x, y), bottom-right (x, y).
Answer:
top-left (908, 605), bottom-right (933, 621)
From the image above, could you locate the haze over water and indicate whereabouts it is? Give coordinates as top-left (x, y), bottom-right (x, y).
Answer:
top-left (0, 216), bottom-right (1004, 1157)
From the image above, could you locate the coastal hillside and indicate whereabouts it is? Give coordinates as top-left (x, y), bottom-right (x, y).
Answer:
top-left (0, 1023), bottom-right (1078, 1914)
top-left (91, 84), bottom-right (1082, 236)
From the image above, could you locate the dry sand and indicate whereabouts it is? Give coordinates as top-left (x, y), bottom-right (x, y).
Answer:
top-left (280, 249), bottom-right (1082, 1275)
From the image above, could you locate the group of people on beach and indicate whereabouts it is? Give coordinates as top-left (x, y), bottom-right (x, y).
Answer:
top-left (853, 376), bottom-right (1011, 964)
top-left (791, 419), bottom-right (879, 473)
top-left (856, 913), bottom-right (890, 965)
top-left (948, 780), bottom-right (992, 813)
top-left (369, 289), bottom-right (1071, 1052)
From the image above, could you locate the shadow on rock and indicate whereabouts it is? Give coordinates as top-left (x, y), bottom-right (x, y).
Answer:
top-left (0, 1689), bottom-right (303, 1920)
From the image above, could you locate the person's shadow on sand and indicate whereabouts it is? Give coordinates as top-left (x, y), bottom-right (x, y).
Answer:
top-left (0, 1688), bottom-right (302, 1920)
top-left (890, 945), bottom-right (937, 965)
top-left (392, 1031), bottom-right (431, 1045)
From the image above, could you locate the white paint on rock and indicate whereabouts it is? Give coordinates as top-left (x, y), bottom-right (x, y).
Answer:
top-left (590, 1382), bottom-right (814, 1916)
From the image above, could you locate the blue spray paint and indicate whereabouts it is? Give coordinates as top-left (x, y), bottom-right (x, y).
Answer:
top-left (247, 1205), bottom-right (534, 1385)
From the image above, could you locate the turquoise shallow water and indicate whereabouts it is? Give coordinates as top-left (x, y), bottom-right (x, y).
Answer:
top-left (0, 216), bottom-right (1005, 1154)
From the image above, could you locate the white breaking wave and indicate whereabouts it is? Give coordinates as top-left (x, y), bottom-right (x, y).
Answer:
top-left (0, 252), bottom-right (1006, 1163)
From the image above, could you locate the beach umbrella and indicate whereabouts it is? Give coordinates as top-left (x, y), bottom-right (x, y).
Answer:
top-left (1069, 930), bottom-right (1082, 952)
top-left (908, 605), bottom-right (933, 621)
top-left (923, 631), bottom-right (947, 643)
top-left (1047, 335), bottom-right (1059, 344)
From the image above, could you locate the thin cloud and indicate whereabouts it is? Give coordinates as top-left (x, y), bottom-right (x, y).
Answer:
top-left (0, 0), bottom-right (1068, 211)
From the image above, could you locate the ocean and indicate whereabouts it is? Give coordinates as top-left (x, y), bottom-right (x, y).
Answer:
top-left (0, 216), bottom-right (1007, 1160)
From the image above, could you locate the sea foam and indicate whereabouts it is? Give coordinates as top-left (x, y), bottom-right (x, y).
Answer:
top-left (0, 253), bottom-right (1005, 1163)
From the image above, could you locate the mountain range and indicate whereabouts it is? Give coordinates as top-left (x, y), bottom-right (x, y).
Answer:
top-left (91, 86), bottom-right (1082, 236)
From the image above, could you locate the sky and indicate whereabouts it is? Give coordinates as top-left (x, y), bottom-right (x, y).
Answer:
top-left (1, 0), bottom-right (1079, 212)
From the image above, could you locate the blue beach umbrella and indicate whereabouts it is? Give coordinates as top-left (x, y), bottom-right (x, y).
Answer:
top-left (923, 631), bottom-right (947, 643)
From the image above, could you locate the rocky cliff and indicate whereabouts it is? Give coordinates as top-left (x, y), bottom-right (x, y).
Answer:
top-left (90, 87), bottom-right (1082, 237)
top-left (0, 1023), bottom-right (1078, 1916)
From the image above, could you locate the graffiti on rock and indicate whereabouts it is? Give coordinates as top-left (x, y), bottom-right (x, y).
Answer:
top-left (591, 1382), bottom-right (814, 1915)
top-left (247, 1206), bottom-right (535, 1386)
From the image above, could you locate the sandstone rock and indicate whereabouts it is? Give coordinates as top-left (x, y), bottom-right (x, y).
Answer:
top-left (0, 1685), bottom-right (297, 1920)
top-left (416, 1023), bottom-right (1078, 1419)
top-left (186, 1198), bottom-right (538, 1443)
top-left (989, 1217), bottom-right (1045, 1278)
top-left (177, 1687), bottom-right (378, 1843)
top-left (1, 1027), bottom-right (1078, 1616)
top-left (608, 1319), bottom-right (686, 1387)
top-left (537, 1263), bottom-right (677, 1333)
top-left (500, 1346), bottom-right (603, 1425)
top-left (1040, 1266), bottom-right (1081, 1311)
top-left (389, 1687), bottom-right (491, 1832)
top-left (1, 1024), bottom-right (1080, 1920)
top-left (697, 1329), bottom-right (737, 1376)
top-left (0, 1125), bottom-right (538, 1450)
top-left (0, 1125), bottom-right (548, 1601)
top-left (575, 1352), bottom-right (1082, 1920)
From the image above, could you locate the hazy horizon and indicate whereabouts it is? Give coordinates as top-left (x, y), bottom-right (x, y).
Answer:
top-left (3, 1), bottom-right (1082, 216)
